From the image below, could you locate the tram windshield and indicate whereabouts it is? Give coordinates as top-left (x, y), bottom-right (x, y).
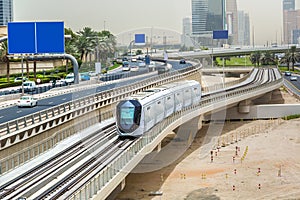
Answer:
top-left (120, 107), bottom-right (135, 126)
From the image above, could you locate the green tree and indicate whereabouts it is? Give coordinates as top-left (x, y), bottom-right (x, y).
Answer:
top-left (250, 51), bottom-right (262, 66)
top-left (287, 46), bottom-right (300, 71)
top-left (260, 51), bottom-right (276, 65)
top-left (93, 31), bottom-right (117, 67)
top-left (279, 46), bottom-right (300, 71)
top-left (280, 51), bottom-right (291, 71)
top-left (75, 27), bottom-right (97, 62)
top-left (0, 41), bottom-right (10, 82)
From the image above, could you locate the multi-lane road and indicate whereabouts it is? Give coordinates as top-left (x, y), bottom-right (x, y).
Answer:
top-left (0, 60), bottom-right (191, 124)
top-left (284, 74), bottom-right (300, 97)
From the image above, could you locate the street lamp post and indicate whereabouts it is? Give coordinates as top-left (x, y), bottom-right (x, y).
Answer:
top-left (129, 40), bottom-right (135, 61)
top-left (21, 54), bottom-right (24, 95)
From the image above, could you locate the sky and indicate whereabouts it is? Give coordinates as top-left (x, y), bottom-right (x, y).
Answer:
top-left (13, 0), bottom-right (300, 45)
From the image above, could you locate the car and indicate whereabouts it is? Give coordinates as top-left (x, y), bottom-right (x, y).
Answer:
top-left (50, 79), bottom-right (66, 87)
top-left (21, 81), bottom-right (37, 92)
top-left (122, 61), bottom-right (130, 71)
top-left (148, 61), bottom-right (156, 68)
top-left (131, 57), bottom-right (137, 62)
top-left (65, 73), bottom-right (75, 84)
top-left (115, 57), bottom-right (123, 64)
top-left (179, 59), bottom-right (186, 64)
top-left (88, 71), bottom-right (97, 77)
top-left (80, 73), bottom-right (90, 81)
top-left (130, 65), bottom-right (139, 72)
top-left (290, 76), bottom-right (297, 81)
top-left (17, 95), bottom-right (38, 107)
top-left (137, 60), bottom-right (146, 67)
top-left (285, 71), bottom-right (291, 76)
top-left (14, 77), bottom-right (28, 83)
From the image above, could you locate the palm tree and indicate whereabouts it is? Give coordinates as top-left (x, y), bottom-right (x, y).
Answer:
top-left (75, 27), bottom-right (97, 62)
top-left (0, 41), bottom-right (10, 82)
top-left (280, 46), bottom-right (300, 71)
top-left (260, 51), bottom-right (275, 65)
top-left (250, 51), bottom-right (262, 66)
top-left (97, 33), bottom-right (116, 67)
top-left (280, 51), bottom-right (291, 71)
top-left (288, 46), bottom-right (300, 71)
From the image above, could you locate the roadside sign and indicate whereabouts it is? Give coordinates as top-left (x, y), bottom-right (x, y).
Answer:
top-left (135, 34), bottom-right (145, 45)
top-left (8, 22), bottom-right (36, 54)
top-left (213, 30), bottom-right (228, 39)
top-left (8, 21), bottom-right (65, 54)
top-left (36, 22), bottom-right (65, 53)
top-left (95, 62), bottom-right (101, 74)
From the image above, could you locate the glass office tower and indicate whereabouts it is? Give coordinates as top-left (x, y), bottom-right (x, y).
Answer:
top-left (192, 0), bottom-right (225, 35)
top-left (283, 0), bottom-right (295, 11)
top-left (0, 0), bottom-right (13, 26)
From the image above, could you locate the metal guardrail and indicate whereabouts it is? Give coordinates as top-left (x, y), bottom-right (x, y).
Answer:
top-left (69, 68), bottom-right (283, 200)
top-left (0, 66), bottom-right (264, 174)
top-left (0, 110), bottom-right (114, 174)
top-left (0, 64), bottom-right (201, 139)
top-left (284, 79), bottom-right (300, 101)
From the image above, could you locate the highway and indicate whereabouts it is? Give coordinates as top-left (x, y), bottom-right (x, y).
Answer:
top-left (284, 74), bottom-right (300, 97)
top-left (0, 60), bottom-right (191, 124)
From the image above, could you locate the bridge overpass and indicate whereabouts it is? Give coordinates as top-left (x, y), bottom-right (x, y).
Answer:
top-left (155, 45), bottom-right (300, 59)
top-left (0, 60), bottom-right (299, 199)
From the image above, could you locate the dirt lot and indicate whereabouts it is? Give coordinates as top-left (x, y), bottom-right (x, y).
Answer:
top-left (115, 89), bottom-right (300, 200)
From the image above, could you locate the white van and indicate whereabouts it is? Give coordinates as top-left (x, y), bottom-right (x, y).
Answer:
top-left (22, 81), bottom-right (37, 92)
top-left (65, 73), bottom-right (75, 84)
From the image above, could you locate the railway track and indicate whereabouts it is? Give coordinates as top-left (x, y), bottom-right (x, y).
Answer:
top-left (0, 67), bottom-right (282, 199)
top-left (0, 123), bottom-right (136, 199)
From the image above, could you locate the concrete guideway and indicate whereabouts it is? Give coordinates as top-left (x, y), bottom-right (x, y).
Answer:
top-left (0, 66), bottom-right (290, 199)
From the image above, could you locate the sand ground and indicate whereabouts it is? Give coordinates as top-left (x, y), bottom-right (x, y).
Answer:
top-left (115, 88), bottom-right (300, 200)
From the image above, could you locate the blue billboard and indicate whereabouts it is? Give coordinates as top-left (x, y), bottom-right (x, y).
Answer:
top-left (8, 21), bottom-right (65, 54)
top-left (36, 22), bottom-right (65, 53)
top-left (135, 34), bottom-right (145, 45)
top-left (213, 30), bottom-right (228, 39)
top-left (7, 22), bottom-right (36, 54)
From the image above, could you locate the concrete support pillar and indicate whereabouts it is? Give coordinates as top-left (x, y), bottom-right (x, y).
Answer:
top-left (157, 142), bottom-right (162, 153)
top-left (238, 100), bottom-right (252, 113)
top-left (121, 179), bottom-right (126, 191)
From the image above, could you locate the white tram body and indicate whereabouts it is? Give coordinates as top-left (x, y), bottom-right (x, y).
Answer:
top-left (116, 80), bottom-right (201, 137)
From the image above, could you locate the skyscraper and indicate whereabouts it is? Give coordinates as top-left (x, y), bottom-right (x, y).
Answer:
top-left (191, 0), bottom-right (225, 35)
top-left (238, 11), bottom-right (250, 46)
top-left (181, 17), bottom-right (194, 48)
top-left (0, 0), bottom-right (13, 26)
top-left (282, 0), bottom-right (300, 44)
top-left (226, 0), bottom-right (238, 45)
top-left (283, 0), bottom-right (295, 11)
top-left (191, 0), bottom-right (225, 46)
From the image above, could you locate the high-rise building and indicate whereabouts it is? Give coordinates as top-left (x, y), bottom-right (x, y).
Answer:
top-left (181, 17), bottom-right (194, 48)
top-left (282, 0), bottom-right (300, 44)
top-left (191, 0), bottom-right (226, 46)
top-left (283, 0), bottom-right (295, 11)
top-left (238, 11), bottom-right (250, 46)
top-left (0, 0), bottom-right (13, 26)
top-left (191, 0), bottom-right (207, 35)
top-left (283, 9), bottom-right (300, 44)
top-left (226, 0), bottom-right (238, 45)
top-left (192, 0), bottom-right (225, 34)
